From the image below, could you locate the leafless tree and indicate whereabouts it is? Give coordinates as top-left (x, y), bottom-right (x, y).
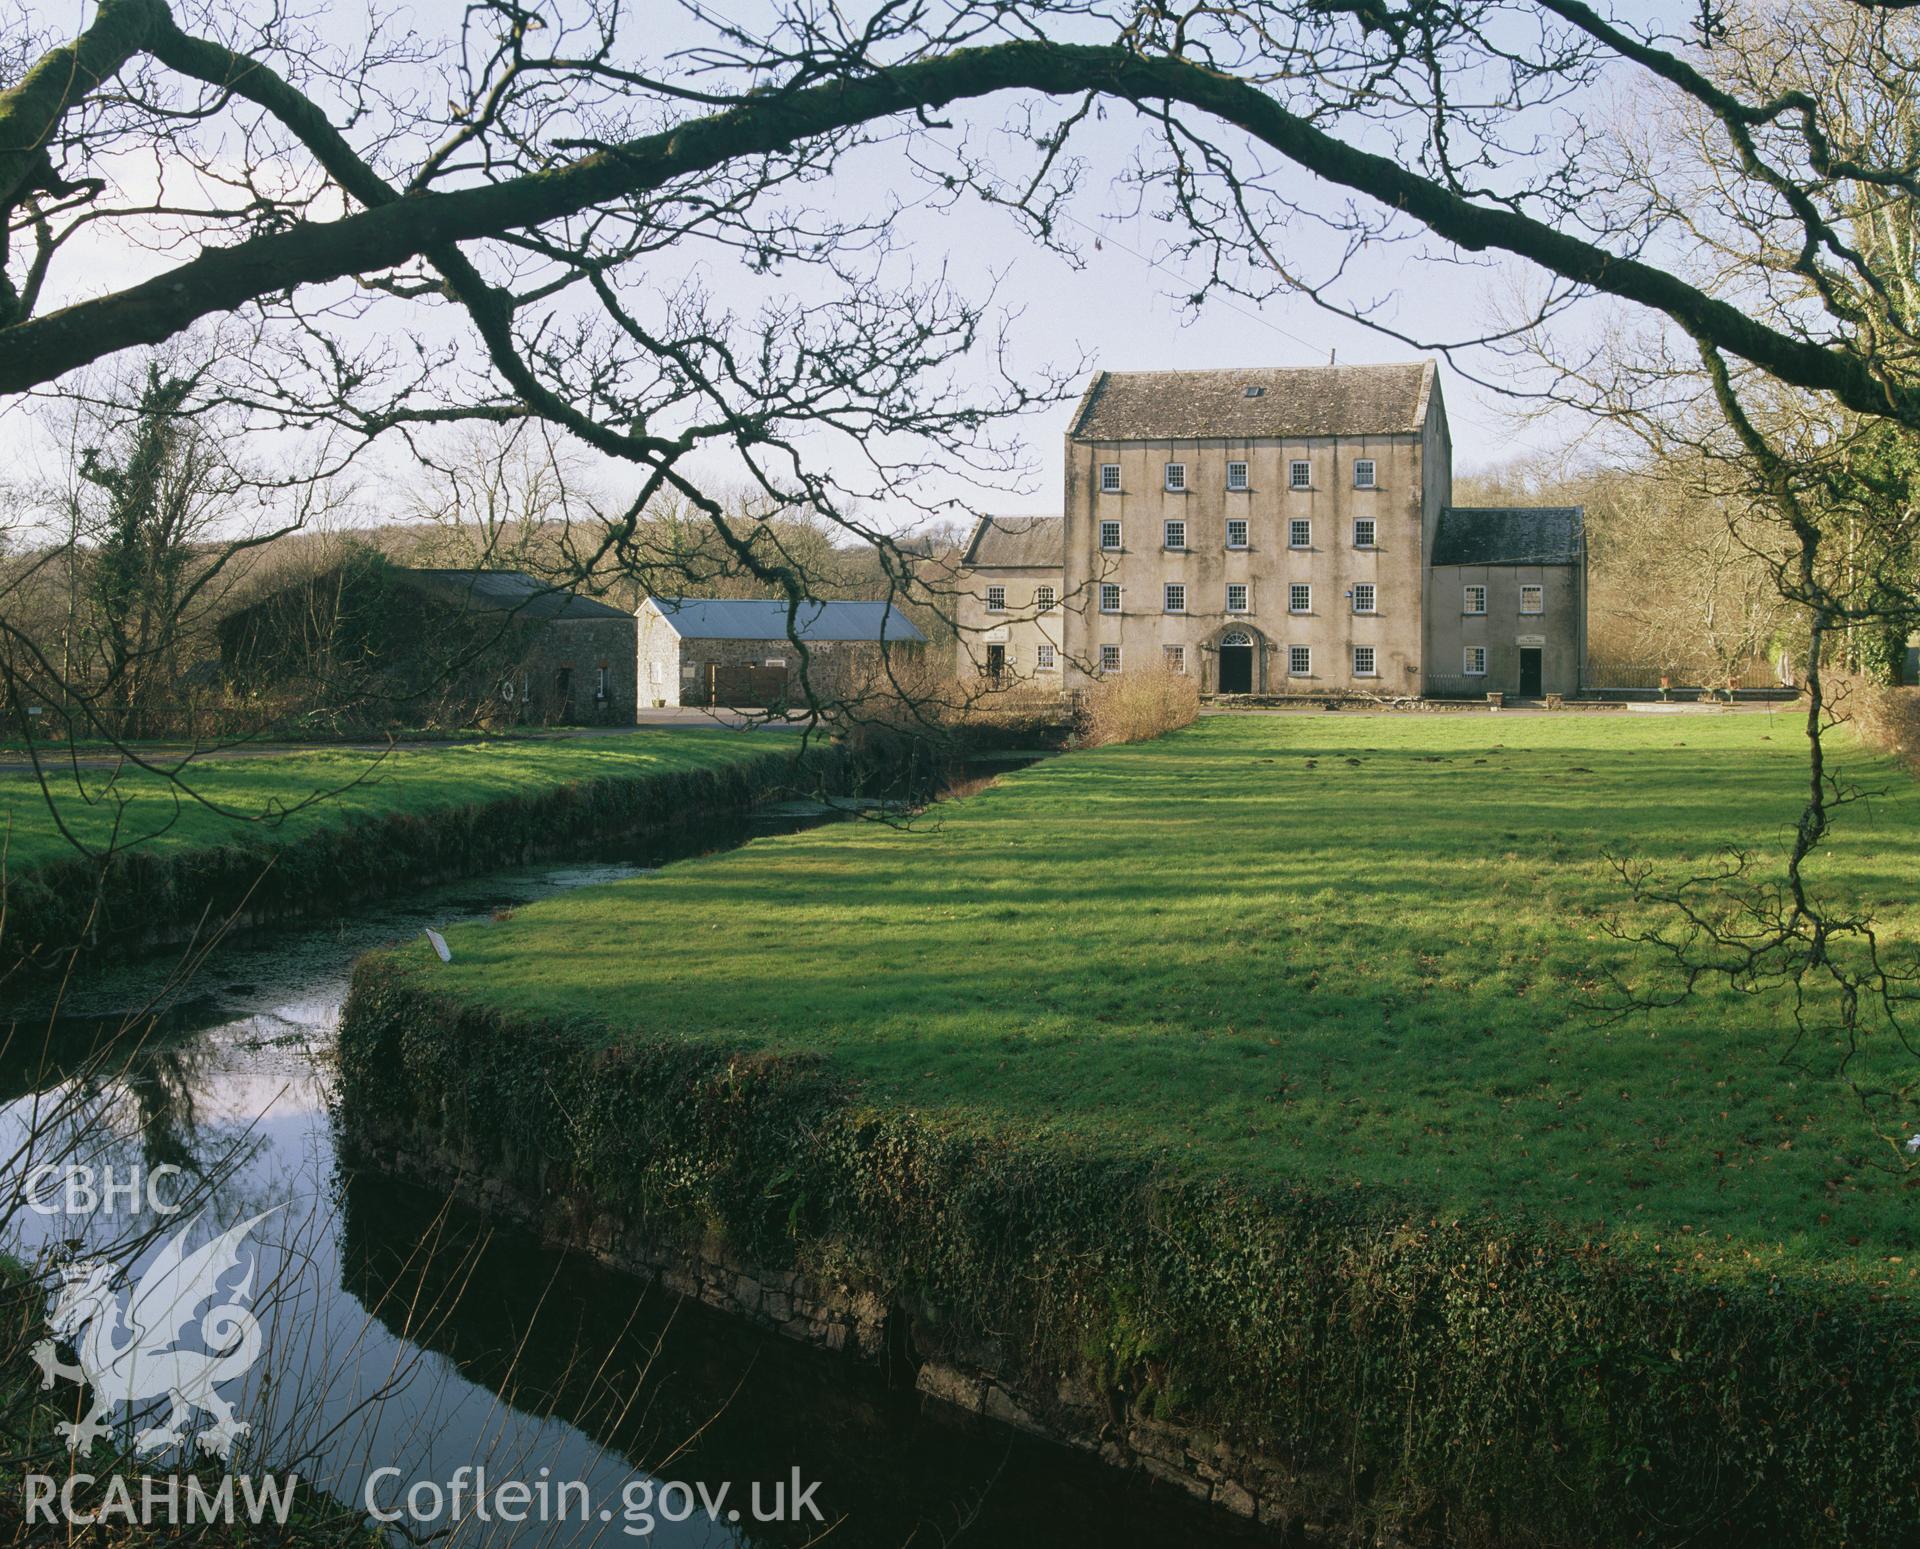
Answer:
top-left (9, 0), bottom-right (1920, 595)
top-left (1430, 2), bottom-right (1920, 1132)
top-left (10, 0), bottom-right (1920, 1065)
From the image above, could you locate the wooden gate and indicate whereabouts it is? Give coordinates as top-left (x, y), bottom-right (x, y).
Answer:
top-left (703, 663), bottom-right (791, 708)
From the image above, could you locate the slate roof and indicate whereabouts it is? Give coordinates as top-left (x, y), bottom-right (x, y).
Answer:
top-left (960, 515), bottom-right (1065, 569)
top-left (1068, 361), bottom-right (1436, 442)
top-left (1431, 507), bottom-right (1585, 567)
top-left (395, 568), bottom-right (631, 621)
top-left (645, 597), bottom-right (927, 643)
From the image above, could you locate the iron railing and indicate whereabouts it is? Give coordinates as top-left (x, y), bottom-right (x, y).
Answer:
top-left (1580, 661), bottom-right (1790, 694)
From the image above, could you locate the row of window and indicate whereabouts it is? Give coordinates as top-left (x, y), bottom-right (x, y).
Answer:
top-left (1090, 644), bottom-right (1381, 677)
top-left (1083, 644), bottom-right (1504, 677)
top-left (985, 581), bottom-right (1546, 616)
top-left (1142, 582), bottom-right (1377, 615)
top-left (991, 642), bottom-right (1073, 671)
top-left (1101, 459), bottom-right (1378, 495)
top-left (1465, 584), bottom-right (1544, 615)
top-left (1011, 642), bottom-right (1509, 677)
top-left (984, 583), bottom-right (1056, 613)
top-left (1101, 517), bottom-right (1378, 552)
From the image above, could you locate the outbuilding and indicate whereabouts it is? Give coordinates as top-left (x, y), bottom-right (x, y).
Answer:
top-left (637, 597), bottom-right (926, 708)
top-left (220, 557), bottom-right (636, 726)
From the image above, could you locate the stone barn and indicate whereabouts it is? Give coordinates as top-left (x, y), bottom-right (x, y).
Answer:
top-left (220, 557), bottom-right (637, 726)
top-left (638, 597), bottom-right (926, 709)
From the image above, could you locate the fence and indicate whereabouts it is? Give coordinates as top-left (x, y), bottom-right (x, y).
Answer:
top-left (1418, 661), bottom-right (1793, 701)
top-left (701, 663), bottom-right (791, 709)
top-left (1579, 660), bottom-right (1790, 695)
top-left (1421, 675), bottom-right (1498, 700)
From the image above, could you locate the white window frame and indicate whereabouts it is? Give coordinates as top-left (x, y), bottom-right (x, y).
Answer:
top-left (1352, 583), bottom-right (1376, 615)
top-left (1464, 584), bottom-right (1487, 616)
top-left (1163, 519), bottom-right (1187, 551)
top-left (1035, 642), bottom-right (1058, 671)
top-left (1164, 644), bottom-right (1186, 674)
top-left (1226, 583), bottom-right (1249, 613)
top-left (985, 584), bottom-right (1006, 613)
top-left (1353, 458), bottom-right (1377, 489)
top-left (1099, 519), bottom-right (1123, 551)
top-left (1289, 518), bottom-right (1311, 549)
top-left (1353, 645), bottom-right (1377, 677)
top-left (1226, 461), bottom-right (1249, 491)
top-left (1164, 462), bottom-right (1187, 492)
top-left (1100, 643), bottom-right (1122, 674)
top-left (1225, 518), bottom-right (1249, 550)
top-left (1464, 646), bottom-right (1488, 676)
top-left (1353, 518), bottom-right (1376, 549)
top-left (1100, 463), bottom-right (1122, 493)
top-left (1289, 582), bottom-right (1312, 614)
top-left (1163, 582), bottom-right (1186, 614)
top-left (1036, 584), bottom-right (1056, 613)
top-left (1520, 584), bottom-right (1545, 615)
top-left (1288, 645), bottom-right (1312, 677)
top-left (1289, 459), bottom-right (1311, 490)
top-left (1099, 582), bottom-right (1122, 613)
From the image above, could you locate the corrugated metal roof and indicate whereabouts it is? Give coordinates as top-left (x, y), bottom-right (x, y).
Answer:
top-left (396, 568), bottom-right (631, 621)
top-left (961, 515), bottom-right (1064, 569)
top-left (1431, 508), bottom-right (1585, 567)
top-left (646, 597), bottom-right (927, 643)
top-left (1068, 361), bottom-right (1436, 442)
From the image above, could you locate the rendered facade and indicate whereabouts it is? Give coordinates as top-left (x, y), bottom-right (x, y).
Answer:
top-left (956, 361), bottom-right (1585, 698)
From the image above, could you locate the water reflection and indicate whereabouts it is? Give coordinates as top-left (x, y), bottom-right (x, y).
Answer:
top-left (0, 802), bottom-right (1257, 1545)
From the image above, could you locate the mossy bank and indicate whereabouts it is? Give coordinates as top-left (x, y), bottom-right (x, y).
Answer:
top-left (337, 968), bottom-right (1919, 1545)
top-left (1, 732), bottom-right (896, 975)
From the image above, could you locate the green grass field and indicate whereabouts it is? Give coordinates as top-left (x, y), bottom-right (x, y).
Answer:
top-left (0, 732), bottom-right (785, 874)
top-left (407, 709), bottom-right (1920, 1289)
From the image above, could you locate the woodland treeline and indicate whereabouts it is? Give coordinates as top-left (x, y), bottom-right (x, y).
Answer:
top-left (0, 388), bottom-right (967, 739)
top-left (2, 365), bottom-right (1911, 741)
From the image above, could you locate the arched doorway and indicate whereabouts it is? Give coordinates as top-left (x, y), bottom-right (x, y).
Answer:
top-left (1217, 630), bottom-right (1255, 694)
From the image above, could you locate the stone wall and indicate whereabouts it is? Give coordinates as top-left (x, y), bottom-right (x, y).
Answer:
top-left (506, 615), bottom-right (637, 725)
top-left (642, 626), bottom-right (922, 710)
top-left (345, 1126), bottom-right (1341, 1541)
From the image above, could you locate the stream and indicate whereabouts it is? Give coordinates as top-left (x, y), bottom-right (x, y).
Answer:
top-left (0, 797), bottom-right (1258, 1546)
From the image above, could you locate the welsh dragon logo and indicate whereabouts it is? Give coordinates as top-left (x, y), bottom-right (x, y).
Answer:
top-left (32, 1209), bottom-right (277, 1460)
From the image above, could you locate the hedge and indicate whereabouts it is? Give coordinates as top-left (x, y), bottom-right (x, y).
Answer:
top-left (1, 742), bottom-right (864, 977)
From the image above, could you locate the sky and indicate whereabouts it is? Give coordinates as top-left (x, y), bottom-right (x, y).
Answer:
top-left (3, 0), bottom-right (1609, 536)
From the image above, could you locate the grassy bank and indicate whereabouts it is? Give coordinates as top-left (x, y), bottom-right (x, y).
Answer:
top-left (341, 712), bottom-right (1920, 1543)
top-left (0, 731), bottom-right (825, 971)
